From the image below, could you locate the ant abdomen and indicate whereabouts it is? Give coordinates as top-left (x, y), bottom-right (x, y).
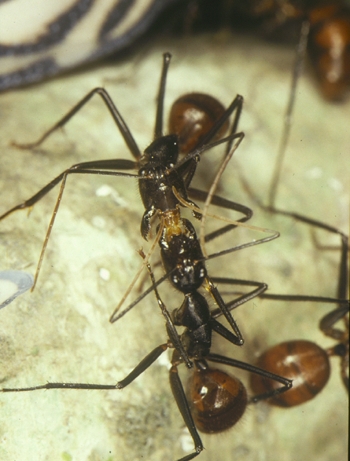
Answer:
top-left (188, 366), bottom-right (247, 433)
top-left (308, 3), bottom-right (350, 101)
top-left (169, 93), bottom-right (229, 153)
top-left (250, 340), bottom-right (331, 407)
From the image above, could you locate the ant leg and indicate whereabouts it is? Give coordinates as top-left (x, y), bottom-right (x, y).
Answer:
top-left (319, 231), bottom-right (348, 389)
top-left (189, 188), bottom-right (253, 235)
top-left (183, 92), bottom-right (243, 253)
top-left (199, 132), bottom-right (245, 253)
top-left (0, 160), bottom-right (137, 221)
top-left (199, 95), bottom-right (243, 154)
top-left (334, 233), bottom-right (348, 301)
top-left (171, 128), bottom-right (248, 226)
top-left (182, 94), bottom-right (244, 190)
top-left (202, 277), bottom-right (270, 346)
top-left (251, 228), bottom-right (349, 393)
top-left (1, 344), bottom-right (168, 393)
top-left (208, 277), bottom-right (268, 319)
top-left (169, 354), bottom-right (203, 461)
top-left (258, 228), bottom-right (349, 308)
top-left (138, 249), bottom-right (193, 368)
top-left (322, 306), bottom-right (349, 391)
top-left (109, 221), bottom-right (166, 323)
top-left (0, 163), bottom-right (138, 290)
top-left (304, 234), bottom-right (349, 392)
top-left (205, 226), bottom-right (279, 261)
top-left (13, 87), bottom-right (141, 159)
top-left (109, 266), bottom-right (173, 323)
top-left (154, 52), bottom-right (171, 138)
top-left (320, 306), bottom-right (349, 339)
top-left (173, 186), bottom-right (280, 261)
top-left (204, 277), bottom-right (265, 346)
top-left (240, 163), bottom-right (347, 245)
top-left (206, 353), bottom-right (292, 403)
top-left (205, 277), bottom-right (268, 346)
top-left (261, 229), bottom-right (348, 323)
top-left (256, 292), bottom-right (349, 305)
top-left (268, 20), bottom-right (310, 207)
top-left (319, 233), bottom-right (348, 328)
top-left (240, 177), bottom-right (349, 294)
top-left (318, 228), bottom-right (348, 389)
top-left (240, 131), bottom-right (348, 252)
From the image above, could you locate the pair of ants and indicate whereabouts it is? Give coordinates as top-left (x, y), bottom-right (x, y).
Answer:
top-left (0, 53), bottom-right (348, 461)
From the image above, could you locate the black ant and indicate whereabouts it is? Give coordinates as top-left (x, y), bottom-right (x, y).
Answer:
top-left (0, 53), bottom-right (280, 370)
top-left (0, 52), bottom-right (286, 459)
top-left (1, 243), bottom-right (293, 461)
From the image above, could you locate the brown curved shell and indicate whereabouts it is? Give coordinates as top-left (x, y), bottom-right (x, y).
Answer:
top-left (169, 93), bottom-right (229, 153)
top-left (188, 367), bottom-right (247, 433)
top-left (250, 340), bottom-right (331, 407)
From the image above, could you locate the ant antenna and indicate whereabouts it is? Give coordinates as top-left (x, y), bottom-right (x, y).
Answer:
top-left (109, 220), bottom-right (164, 323)
top-left (154, 52), bottom-right (172, 139)
top-left (199, 132), bottom-right (244, 255)
top-left (268, 19), bottom-right (310, 207)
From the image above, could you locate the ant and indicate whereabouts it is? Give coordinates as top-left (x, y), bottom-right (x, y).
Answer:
top-left (249, 225), bottom-right (348, 406)
top-left (231, 67), bottom-right (347, 461)
top-left (3, 54), bottom-right (243, 274)
top-left (236, 7), bottom-right (349, 403)
top-left (240, 107), bottom-right (349, 400)
top-left (216, 11), bottom-right (349, 454)
top-left (1, 247), bottom-right (293, 461)
top-left (0, 52), bottom-right (286, 459)
top-left (0, 53), bottom-right (280, 369)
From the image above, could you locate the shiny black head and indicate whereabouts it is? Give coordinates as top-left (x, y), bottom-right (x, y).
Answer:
top-left (143, 134), bottom-right (179, 168)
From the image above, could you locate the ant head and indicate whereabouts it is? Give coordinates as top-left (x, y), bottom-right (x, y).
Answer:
top-left (143, 134), bottom-right (179, 168)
